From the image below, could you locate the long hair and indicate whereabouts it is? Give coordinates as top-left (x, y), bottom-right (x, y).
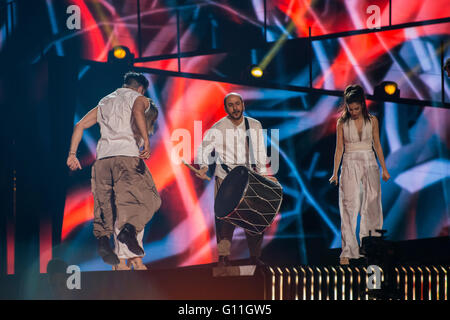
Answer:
top-left (338, 84), bottom-right (371, 123)
top-left (132, 98), bottom-right (158, 147)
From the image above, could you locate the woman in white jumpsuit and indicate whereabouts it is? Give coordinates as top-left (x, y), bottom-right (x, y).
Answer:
top-left (329, 85), bottom-right (390, 265)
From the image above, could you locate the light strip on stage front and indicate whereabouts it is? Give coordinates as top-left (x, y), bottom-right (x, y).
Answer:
top-left (308, 266), bottom-right (314, 300)
top-left (300, 266), bottom-right (306, 300)
top-left (417, 267), bottom-right (424, 300)
top-left (316, 267), bottom-right (322, 300)
top-left (268, 267), bottom-right (275, 300)
top-left (347, 267), bottom-right (353, 300)
top-left (363, 267), bottom-right (368, 301)
top-left (277, 267), bottom-right (284, 300)
top-left (395, 268), bottom-right (401, 299)
top-left (338, 266), bottom-right (345, 300)
top-left (409, 266), bottom-right (416, 300)
top-left (355, 267), bottom-right (361, 301)
top-left (285, 268), bottom-right (291, 300)
top-left (323, 267), bottom-right (330, 300)
top-left (424, 267), bottom-right (431, 300)
top-left (432, 266), bottom-right (439, 300)
top-left (293, 267), bottom-right (299, 300)
top-left (441, 266), bottom-right (447, 300)
top-left (401, 266), bottom-right (408, 300)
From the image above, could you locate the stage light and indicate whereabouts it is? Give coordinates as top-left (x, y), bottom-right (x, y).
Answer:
top-left (113, 47), bottom-right (127, 59)
top-left (374, 81), bottom-right (400, 99)
top-left (383, 82), bottom-right (397, 95)
top-left (250, 66), bottom-right (263, 78)
top-left (108, 46), bottom-right (134, 65)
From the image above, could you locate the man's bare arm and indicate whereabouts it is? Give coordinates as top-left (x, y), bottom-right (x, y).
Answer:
top-left (67, 106), bottom-right (98, 170)
top-left (132, 96), bottom-right (150, 159)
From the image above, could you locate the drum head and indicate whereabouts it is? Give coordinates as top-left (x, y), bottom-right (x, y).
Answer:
top-left (214, 166), bottom-right (249, 218)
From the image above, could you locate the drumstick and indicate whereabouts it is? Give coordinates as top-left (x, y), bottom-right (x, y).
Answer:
top-left (182, 159), bottom-right (211, 181)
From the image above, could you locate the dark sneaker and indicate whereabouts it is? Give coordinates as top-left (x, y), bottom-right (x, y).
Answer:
top-left (97, 236), bottom-right (120, 265)
top-left (102, 253), bottom-right (121, 266)
top-left (117, 223), bottom-right (144, 256)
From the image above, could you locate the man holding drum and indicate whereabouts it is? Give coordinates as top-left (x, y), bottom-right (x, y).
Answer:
top-left (195, 92), bottom-right (278, 267)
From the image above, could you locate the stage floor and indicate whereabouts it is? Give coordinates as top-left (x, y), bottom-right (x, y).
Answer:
top-left (1, 237), bottom-right (449, 300)
top-left (0, 262), bottom-right (448, 300)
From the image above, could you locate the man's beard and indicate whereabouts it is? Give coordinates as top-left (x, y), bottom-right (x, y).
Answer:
top-left (229, 110), bottom-right (243, 120)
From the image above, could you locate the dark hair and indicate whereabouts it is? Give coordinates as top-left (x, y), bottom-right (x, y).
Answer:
top-left (338, 84), bottom-right (371, 123)
top-left (123, 71), bottom-right (149, 90)
top-left (144, 99), bottom-right (159, 135)
top-left (223, 92), bottom-right (243, 108)
top-left (444, 58), bottom-right (450, 70)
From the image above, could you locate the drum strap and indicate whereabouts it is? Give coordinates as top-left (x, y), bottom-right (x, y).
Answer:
top-left (219, 117), bottom-right (256, 174)
top-left (219, 160), bottom-right (231, 174)
top-left (245, 117), bottom-right (257, 172)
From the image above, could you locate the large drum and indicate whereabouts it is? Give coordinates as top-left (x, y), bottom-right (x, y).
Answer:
top-left (214, 166), bottom-right (283, 234)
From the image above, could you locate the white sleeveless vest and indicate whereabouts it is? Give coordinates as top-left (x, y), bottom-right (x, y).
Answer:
top-left (96, 88), bottom-right (142, 159)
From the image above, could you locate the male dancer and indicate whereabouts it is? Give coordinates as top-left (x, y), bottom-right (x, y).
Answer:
top-left (196, 92), bottom-right (277, 266)
top-left (66, 72), bottom-right (161, 266)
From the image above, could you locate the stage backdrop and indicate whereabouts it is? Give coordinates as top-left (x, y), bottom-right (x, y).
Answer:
top-left (60, 70), bottom-right (449, 270)
top-left (1, 0), bottom-right (448, 272)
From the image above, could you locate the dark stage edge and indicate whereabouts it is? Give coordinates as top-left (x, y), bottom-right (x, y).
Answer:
top-left (0, 236), bottom-right (449, 300)
top-left (1, 262), bottom-right (267, 300)
top-left (0, 262), bottom-right (449, 300)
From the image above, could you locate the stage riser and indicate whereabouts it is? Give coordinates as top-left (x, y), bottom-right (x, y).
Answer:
top-left (267, 266), bottom-right (449, 301)
top-left (1, 265), bottom-right (448, 300)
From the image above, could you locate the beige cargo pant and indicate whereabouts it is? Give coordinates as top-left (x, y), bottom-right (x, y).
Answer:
top-left (91, 156), bottom-right (161, 239)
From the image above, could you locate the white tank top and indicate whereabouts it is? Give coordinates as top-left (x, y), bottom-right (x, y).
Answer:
top-left (343, 117), bottom-right (374, 152)
top-left (96, 88), bottom-right (142, 159)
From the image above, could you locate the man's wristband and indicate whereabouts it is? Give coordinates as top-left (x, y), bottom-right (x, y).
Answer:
top-left (69, 151), bottom-right (77, 156)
